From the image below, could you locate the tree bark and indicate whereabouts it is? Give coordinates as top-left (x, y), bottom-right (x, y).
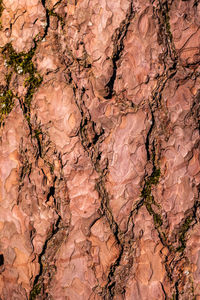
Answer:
top-left (0, 0), bottom-right (199, 299)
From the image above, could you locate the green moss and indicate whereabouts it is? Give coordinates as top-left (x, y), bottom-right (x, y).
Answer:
top-left (34, 129), bottom-right (42, 138)
top-left (141, 168), bottom-right (160, 199)
top-left (1, 43), bottom-right (43, 121)
top-left (0, 89), bottom-right (14, 124)
top-left (48, 162), bottom-right (54, 174)
top-left (153, 213), bottom-right (163, 227)
top-left (30, 283), bottom-right (41, 300)
top-left (0, 0), bottom-right (4, 30)
top-left (149, 168), bottom-right (161, 184)
top-left (165, 12), bottom-right (173, 42)
top-left (2, 43), bottom-right (35, 74)
top-left (24, 73), bottom-right (43, 109)
top-left (145, 202), bottom-right (163, 228)
top-left (0, 0), bottom-right (3, 15)
top-left (176, 216), bottom-right (193, 252)
top-left (5, 71), bottom-right (12, 84)
top-left (141, 167), bottom-right (163, 228)
top-left (0, 71), bottom-right (14, 124)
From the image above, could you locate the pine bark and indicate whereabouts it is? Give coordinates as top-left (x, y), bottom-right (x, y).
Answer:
top-left (0, 0), bottom-right (199, 299)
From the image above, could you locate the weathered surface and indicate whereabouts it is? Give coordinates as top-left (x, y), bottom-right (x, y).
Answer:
top-left (0, 0), bottom-right (199, 299)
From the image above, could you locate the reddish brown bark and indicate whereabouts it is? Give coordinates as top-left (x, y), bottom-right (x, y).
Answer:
top-left (0, 0), bottom-right (200, 299)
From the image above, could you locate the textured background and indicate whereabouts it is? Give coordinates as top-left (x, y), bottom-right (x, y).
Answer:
top-left (0, 0), bottom-right (199, 299)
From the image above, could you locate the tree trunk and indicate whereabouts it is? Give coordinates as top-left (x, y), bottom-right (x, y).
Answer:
top-left (0, 0), bottom-right (199, 299)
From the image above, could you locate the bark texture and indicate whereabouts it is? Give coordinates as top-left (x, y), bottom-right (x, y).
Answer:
top-left (0, 0), bottom-right (200, 299)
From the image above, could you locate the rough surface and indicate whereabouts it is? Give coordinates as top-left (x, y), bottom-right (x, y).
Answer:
top-left (0, 0), bottom-right (199, 299)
